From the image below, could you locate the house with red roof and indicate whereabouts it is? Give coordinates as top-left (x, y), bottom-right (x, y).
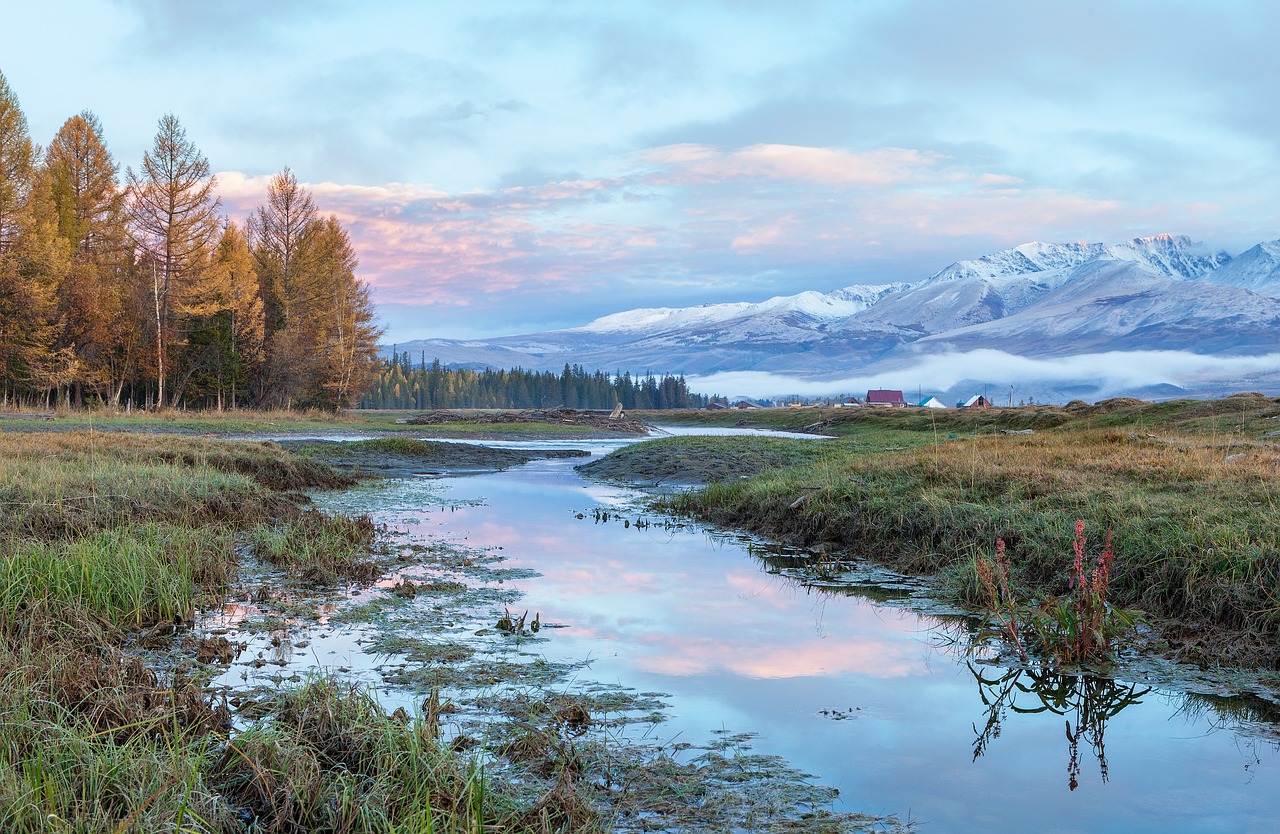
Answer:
top-left (865, 389), bottom-right (907, 407)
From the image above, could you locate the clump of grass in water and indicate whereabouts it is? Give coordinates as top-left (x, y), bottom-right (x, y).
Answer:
top-left (975, 520), bottom-right (1142, 667)
top-left (218, 673), bottom-right (586, 833)
top-left (247, 509), bottom-right (380, 582)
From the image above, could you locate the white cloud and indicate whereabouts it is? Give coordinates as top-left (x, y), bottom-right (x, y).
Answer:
top-left (687, 350), bottom-right (1280, 400)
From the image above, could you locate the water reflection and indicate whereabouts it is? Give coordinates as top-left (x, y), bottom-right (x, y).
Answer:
top-left (288, 443), bottom-right (1280, 832)
top-left (968, 662), bottom-right (1151, 790)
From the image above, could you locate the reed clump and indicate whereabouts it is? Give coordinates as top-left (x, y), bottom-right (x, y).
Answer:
top-left (217, 675), bottom-right (581, 833)
top-left (248, 509), bottom-right (379, 582)
top-left (976, 522), bottom-right (1141, 667)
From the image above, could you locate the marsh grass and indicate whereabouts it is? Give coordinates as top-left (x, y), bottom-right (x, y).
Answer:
top-left (658, 408), bottom-right (1280, 667)
top-left (218, 674), bottom-right (589, 834)
top-left (247, 510), bottom-right (379, 582)
top-left (0, 523), bottom-right (235, 629)
top-left (0, 432), bottom-right (352, 538)
top-left (0, 603), bottom-right (235, 833)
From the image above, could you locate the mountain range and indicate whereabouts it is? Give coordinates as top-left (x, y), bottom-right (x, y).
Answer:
top-left (386, 235), bottom-right (1280, 402)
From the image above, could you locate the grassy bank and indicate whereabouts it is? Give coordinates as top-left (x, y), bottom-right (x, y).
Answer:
top-left (0, 406), bottom-right (640, 438)
top-left (649, 395), bottom-right (1280, 669)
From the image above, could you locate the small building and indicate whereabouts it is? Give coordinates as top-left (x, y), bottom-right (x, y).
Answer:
top-left (703, 401), bottom-right (728, 411)
top-left (731, 400), bottom-right (763, 410)
top-left (866, 389), bottom-right (907, 407)
top-left (959, 395), bottom-right (992, 408)
top-left (916, 396), bottom-right (948, 409)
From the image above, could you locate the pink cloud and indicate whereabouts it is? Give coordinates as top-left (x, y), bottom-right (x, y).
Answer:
top-left (213, 141), bottom-right (1198, 333)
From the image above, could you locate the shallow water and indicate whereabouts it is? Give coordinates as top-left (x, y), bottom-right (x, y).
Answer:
top-left (223, 428), bottom-right (1280, 832)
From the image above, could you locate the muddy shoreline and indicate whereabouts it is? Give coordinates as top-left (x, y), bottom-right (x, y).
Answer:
top-left (275, 438), bottom-right (591, 477)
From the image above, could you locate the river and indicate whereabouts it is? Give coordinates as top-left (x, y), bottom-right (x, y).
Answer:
top-left (213, 428), bottom-right (1280, 832)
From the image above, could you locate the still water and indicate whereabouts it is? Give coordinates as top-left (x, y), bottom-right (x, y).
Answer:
top-left (238, 430), bottom-right (1280, 832)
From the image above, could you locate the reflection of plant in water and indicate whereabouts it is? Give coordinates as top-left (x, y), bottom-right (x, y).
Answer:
top-left (968, 662), bottom-right (1150, 790)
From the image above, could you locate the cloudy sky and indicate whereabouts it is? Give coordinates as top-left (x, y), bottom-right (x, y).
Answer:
top-left (3, 0), bottom-right (1278, 343)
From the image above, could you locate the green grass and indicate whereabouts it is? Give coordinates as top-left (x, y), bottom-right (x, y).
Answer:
top-left (0, 523), bottom-right (235, 629)
top-left (248, 510), bottom-right (379, 582)
top-left (218, 674), bottom-right (584, 834)
top-left (0, 431), bottom-right (354, 538)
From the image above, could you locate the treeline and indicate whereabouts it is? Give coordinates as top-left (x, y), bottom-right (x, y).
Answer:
top-left (0, 70), bottom-right (381, 411)
top-left (361, 355), bottom-right (710, 410)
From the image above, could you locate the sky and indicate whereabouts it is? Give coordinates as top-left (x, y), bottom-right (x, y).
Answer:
top-left (3, 0), bottom-right (1278, 344)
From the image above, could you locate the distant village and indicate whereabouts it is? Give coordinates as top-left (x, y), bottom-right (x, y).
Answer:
top-left (707, 389), bottom-right (998, 411)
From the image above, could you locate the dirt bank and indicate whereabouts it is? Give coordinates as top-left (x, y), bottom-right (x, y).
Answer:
top-left (278, 437), bottom-right (589, 476)
top-left (576, 435), bottom-right (832, 486)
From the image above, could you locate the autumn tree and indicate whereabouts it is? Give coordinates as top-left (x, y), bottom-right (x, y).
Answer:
top-left (311, 215), bottom-right (381, 408)
top-left (45, 111), bottom-right (129, 404)
top-left (0, 70), bottom-right (35, 254)
top-left (126, 114), bottom-right (221, 407)
top-left (173, 220), bottom-right (265, 408)
top-left (251, 167), bottom-right (317, 331)
top-left (2, 169), bottom-right (69, 405)
top-left (0, 73), bottom-right (55, 404)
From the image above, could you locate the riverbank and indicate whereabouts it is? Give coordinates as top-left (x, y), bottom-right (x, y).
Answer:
top-left (278, 437), bottom-right (590, 477)
top-left (604, 395), bottom-right (1280, 672)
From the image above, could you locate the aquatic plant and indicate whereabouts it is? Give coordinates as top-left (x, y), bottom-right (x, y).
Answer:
top-left (976, 521), bottom-right (1141, 667)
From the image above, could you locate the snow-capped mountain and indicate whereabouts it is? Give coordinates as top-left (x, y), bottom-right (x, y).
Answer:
top-left (386, 235), bottom-right (1280, 400)
top-left (1193, 240), bottom-right (1280, 296)
top-left (574, 284), bottom-right (909, 335)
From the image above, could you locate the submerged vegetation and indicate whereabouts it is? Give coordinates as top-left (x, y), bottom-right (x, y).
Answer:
top-left (647, 395), bottom-right (1280, 669)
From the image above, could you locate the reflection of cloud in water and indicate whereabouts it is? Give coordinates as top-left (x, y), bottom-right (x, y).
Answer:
top-left (632, 630), bottom-right (920, 680)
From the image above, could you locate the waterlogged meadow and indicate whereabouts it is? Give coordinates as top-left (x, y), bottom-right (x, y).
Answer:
top-left (0, 430), bottom-right (604, 833)
top-left (5, 396), bottom-right (1280, 832)
top-left (0, 427), bottom-right (908, 832)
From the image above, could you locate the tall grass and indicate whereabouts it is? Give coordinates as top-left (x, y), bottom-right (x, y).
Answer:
top-left (247, 510), bottom-right (379, 582)
top-left (219, 675), bottom-right (590, 833)
top-left (0, 431), bottom-right (353, 538)
top-left (0, 523), bottom-right (235, 628)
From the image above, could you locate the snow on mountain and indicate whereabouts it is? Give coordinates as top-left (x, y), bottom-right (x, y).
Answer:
top-left (908, 259), bottom-right (1280, 356)
top-left (574, 283), bottom-right (908, 335)
top-left (923, 235), bottom-right (1229, 286)
top-left (1195, 240), bottom-right (1280, 297)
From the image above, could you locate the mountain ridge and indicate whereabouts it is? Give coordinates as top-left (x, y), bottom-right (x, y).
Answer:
top-left (384, 235), bottom-right (1280, 400)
